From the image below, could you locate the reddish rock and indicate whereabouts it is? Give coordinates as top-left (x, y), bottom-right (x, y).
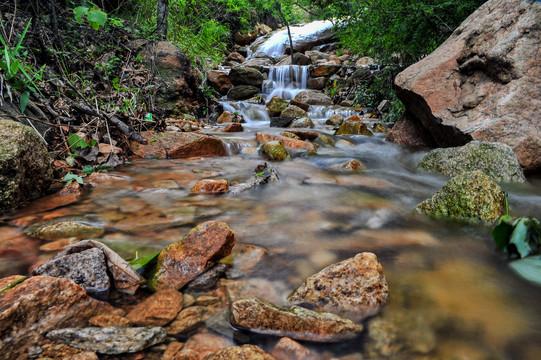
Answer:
top-left (288, 252), bottom-right (389, 321)
top-left (285, 130), bottom-right (319, 141)
top-left (223, 123), bottom-right (244, 132)
top-left (216, 111), bottom-right (237, 124)
top-left (190, 179), bottom-right (229, 194)
top-left (272, 337), bottom-right (321, 360)
top-left (234, 31), bottom-right (257, 46)
top-left (130, 131), bottom-right (226, 159)
top-left (126, 289), bottom-right (184, 326)
top-left (225, 52), bottom-right (246, 64)
top-left (162, 341), bottom-right (185, 360)
top-left (385, 113), bottom-right (435, 147)
top-left (230, 298), bottom-right (363, 342)
top-left (0, 276), bottom-right (113, 359)
top-left (256, 132), bottom-right (316, 152)
top-left (391, 0), bottom-right (541, 172)
top-left (165, 305), bottom-right (216, 334)
top-left (207, 344), bottom-right (275, 360)
top-left (148, 221), bottom-right (236, 291)
top-left (227, 244), bottom-right (268, 278)
top-left (311, 63), bottom-right (341, 77)
top-left (89, 314), bottom-right (131, 327)
top-left (172, 331), bottom-right (233, 360)
top-left (0, 227), bottom-right (40, 276)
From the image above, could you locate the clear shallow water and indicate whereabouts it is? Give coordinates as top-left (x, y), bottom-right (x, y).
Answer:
top-left (2, 120), bottom-right (541, 358)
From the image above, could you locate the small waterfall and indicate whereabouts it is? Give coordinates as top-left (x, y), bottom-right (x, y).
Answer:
top-left (221, 101), bottom-right (270, 125)
top-left (264, 65), bottom-right (310, 100)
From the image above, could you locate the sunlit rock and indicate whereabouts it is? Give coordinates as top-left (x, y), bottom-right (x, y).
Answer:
top-left (334, 120), bottom-right (373, 136)
top-left (191, 179), bottom-right (229, 194)
top-left (130, 131), bottom-right (226, 159)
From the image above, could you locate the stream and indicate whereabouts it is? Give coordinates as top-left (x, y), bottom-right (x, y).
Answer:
top-left (2, 22), bottom-right (541, 359)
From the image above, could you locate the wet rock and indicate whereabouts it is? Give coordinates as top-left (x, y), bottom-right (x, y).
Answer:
top-left (226, 244), bottom-right (268, 279)
top-left (0, 276), bottom-right (114, 359)
top-left (244, 58), bottom-right (274, 71)
top-left (260, 141), bottom-right (291, 161)
top-left (335, 120), bottom-right (373, 136)
top-left (126, 289), bottom-right (183, 326)
top-left (176, 333), bottom-right (233, 360)
top-left (32, 247), bottom-right (111, 300)
top-left (89, 315), bottom-right (131, 327)
top-left (281, 131), bottom-right (301, 140)
top-left (270, 115), bottom-right (295, 128)
top-left (113, 207), bottom-right (196, 232)
top-left (221, 278), bottom-right (288, 305)
top-left (415, 170), bottom-right (506, 223)
top-left (288, 252), bottom-right (389, 321)
top-left (0, 227), bottom-right (40, 276)
top-left (418, 141), bottom-right (526, 183)
top-left (185, 263), bottom-right (229, 291)
top-left (306, 50), bottom-right (330, 63)
top-left (131, 131), bottom-right (226, 159)
top-left (290, 117), bottom-right (314, 128)
top-left (283, 130), bottom-right (318, 141)
top-left (326, 114), bottom-right (344, 126)
top-left (293, 90), bottom-right (333, 105)
top-left (272, 337), bottom-right (321, 360)
top-left (226, 52), bottom-right (246, 64)
top-left (223, 123), bottom-right (244, 132)
top-left (46, 326), bottom-right (167, 354)
top-left (207, 344), bottom-right (275, 359)
top-left (372, 122), bottom-right (387, 133)
top-left (166, 305), bottom-right (216, 334)
top-left (266, 96), bottom-right (289, 116)
top-left (307, 77), bottom-right (327, 90)
top-left (33, 239), bottom-right (141, 296)
top-left (289, 100), bottom-right (309, 112)
top-left (311, 63), bottom-right (341, 77)
top-left (25, 217), bottom-right (104, 241)
top-left (281, 104), bottom-right (307, 119)
top-left (256, 132), bottom-right (316, 152)
top-left (0, 120), bottom-right (53, 210)
top-left (342, 159), bottom-right (365, 172)
top-left (392, 0), bottom-right (541, 172)
top-left (230, 298), bottom-right (363, 342)
top-left (216, 111), bottom-right (241, 124)
top-left (208, 70), bottom-right (233, 94)
top-left (229, 66), bottom-right (264, 87)
top-left (191, 179), bottom-right (229, 194)
top-left (228, 167), bottom-right (280, 194)
top-left (227, 85), bottom-right (260, 100)
top-left (148, 221), bottom-right (236, 291)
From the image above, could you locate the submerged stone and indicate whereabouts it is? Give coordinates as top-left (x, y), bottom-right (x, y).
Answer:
top-left (46, 327), bottom-right (167, 354)
top-left (260, 141), bottom-right (291, 161)
top-left (148, 221), bottom-right (236, 291)
top-left (418, 141), bottom-right (526, 183)
top-left (415, 170), bottom-right (506, 223)
top-left (288, 252), bottom-right (389, 321)
top-left (25, 218), bottom-right (104, 241)
top-left (230, 298), bottom-right (363, 342)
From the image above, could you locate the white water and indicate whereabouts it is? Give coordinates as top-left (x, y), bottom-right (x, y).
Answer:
top-left (252, 20), bottom-right (334, 58)
top-left (264, 65), bottom-right (310, 100)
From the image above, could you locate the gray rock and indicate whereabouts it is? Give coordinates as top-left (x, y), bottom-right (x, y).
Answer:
top-left (33, 247), bottom-right (110, 300)
top-left (46, 327), bottom-right (167, 354)
top-left (227, 85), bottom-right (260, 100)
top-left (293, 90), bottom-right (333, 105)
top-left (229, 66), bottom-right (264, 87)
top-left (270, 116), bottom-right (294, 128)
top-left (288, 252), bottom-right (389, 322)
top-left (0, 120), bottom-right (52, 210)
top-left (290, 117), bottom-right (314, 128)
top-left (229, 168), bottom-right (279, 194)
top-left (418, 141), bottom-right (526, 183)
top-left (185, 263), bottom-right (230, 292)
top-left (230, 298), bottom-right (363, 342)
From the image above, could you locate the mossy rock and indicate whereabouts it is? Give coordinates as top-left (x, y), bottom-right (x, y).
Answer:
top-left (260, 141), bottom-right (290, 161)
top-left (0, 120), bottom-right (52, 210)
top-left (335, 120), bottom-right (373, 136)
top-left (415, 170), bottom-right (506, 224)
top-left (266, 96), bottom-right (289, 116)
top-left (418, 141), bottom-right (526, 183)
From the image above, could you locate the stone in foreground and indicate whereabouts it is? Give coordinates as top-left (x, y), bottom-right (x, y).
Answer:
top-left (0, 120), bottom-right (52, 210)
top-left (415, 170), bottom-right (506, 223)
top-left (417, 141), bottom-right (525, 183)
top-left (126, 289), bottom-right (183, 326)
top-left (288, 252), bottom-right (389, 322)
top-left (148, 221), bottom-right (236, 291)
top-left (130, 131), bottom-right (226, 159)
top-left (230, 298), bottom-right (363, 342)
top-left (260, 141), bottom-right (290, 161)
top-left (206, 344), bottom-right (275, 359)
top-left (46, 327), bottom-right (167, 354)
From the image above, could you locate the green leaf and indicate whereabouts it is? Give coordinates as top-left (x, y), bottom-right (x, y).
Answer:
top-left (0, 276), bottom-right (27, 294)
top-left (73, 6), bottom-right (89, 23)
top-left (509, 256), bottom-right (541, 286)
top-left (20, 91), bottom-right (30, 113)
top-left (68, 133), bottom-right (90, 150)
top-left (82, 165), bottom-right (94, 175)
top-left (128, 251), bottom-right (160, 272)
top-left (61, 172), bottom-right (85, 186)
top-left (87, 9), bottom-right (107, 30)
top-left (492, 214), bottom-right (515, 250)
top-left (509, 218), bottom-right (535, 258)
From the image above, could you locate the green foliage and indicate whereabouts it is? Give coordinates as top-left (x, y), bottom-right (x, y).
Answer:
top-left (128, 251), bottom-right (161, 272)
top-left (0, 276), bottom-right (27, 294)
top-left (61, 172), bottom-right (86, 186)
top-left (74, 6), bottom-right (108, 30)
top-left (67, 133), bottom-right (97, 151)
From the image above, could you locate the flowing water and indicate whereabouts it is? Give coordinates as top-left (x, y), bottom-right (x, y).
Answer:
top-left (2, 24), bottom-right (541, 360)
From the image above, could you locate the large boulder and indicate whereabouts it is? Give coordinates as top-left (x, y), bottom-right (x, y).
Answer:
top-left (389, 0), bottom-right (541, 173)
top-left (415, 170), bottom-right (506, 223)
top-left (227, 85), bottom-right (260, 100)
top-left (293, 90), bottom-right (333, 105)
top-left (229, 66), bottom-right (264, 87)
top-left (418, 141), bottom-right (526, 183)
top-left (130, 131), bottom-right (226, 159)
top-left (207, 70), bottom-right (233, 95)
top-left (266, 96), bottom-right (289, 116)
top-left (0, 120), bottom-right (52, 210)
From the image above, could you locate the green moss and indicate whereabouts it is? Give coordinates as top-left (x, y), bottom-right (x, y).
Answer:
top-left (260, 141), bottom-right (290, 161)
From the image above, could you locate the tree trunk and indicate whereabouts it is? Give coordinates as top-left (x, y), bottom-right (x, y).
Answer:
top-left (156, 0), bottom-right (169, 40)
top-left (273, 0), bottom-right (294, 64)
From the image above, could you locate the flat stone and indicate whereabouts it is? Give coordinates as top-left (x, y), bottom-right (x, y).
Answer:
top-left (165, 306), bottom-right (216, 334)
top-left (148, 221), bottom-right (236, 291)
top-left (293, 90), bottom-right (333, 105)
top-left (46, 326), bottom-right (167, 354)
top-left (89, 315), bottom-right (131, 327)
top-left (226, 244), bottom-right (268, 279)
top-left (220, 278), bottom-right (288, 305)
top-left (230, 298), bottom-right (363, 342)
top-left (256, 132), bottom-right (316, 152)
top-left (206, 344), bottom-right (275, 359)
top-left (25, 218), bottom-right (105, 241)
top-left (32, 247), bottom-right (111, 300)
top-left (311, 63), bottom-right (341, 77)
top-left (0, 276), bottom-right (113, 359)
top-left (288, 252), bottom-right (389, 321)
top-left (191, 179), bottom-right (229, 194)
top-left (126, 289), bottom-right (184, 326)
top-left (130, 131), bottom-right (226, 159)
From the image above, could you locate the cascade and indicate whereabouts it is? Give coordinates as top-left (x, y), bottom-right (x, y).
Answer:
top-left (264, 65), bottom-right (310, 100)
